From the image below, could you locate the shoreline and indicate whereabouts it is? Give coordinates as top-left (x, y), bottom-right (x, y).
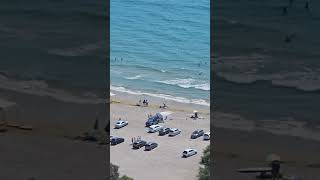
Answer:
top-left (111, 85), bottom-right (210, 107)
top-left (110, 88), bottom-right (210, 113)
top-left (111, 89), bottom-right (320, 143)
top-left (214, 111), bottom-right (320, 143)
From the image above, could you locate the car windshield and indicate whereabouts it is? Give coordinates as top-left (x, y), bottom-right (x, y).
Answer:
top-left (183, 151), bottom-right (187, 154)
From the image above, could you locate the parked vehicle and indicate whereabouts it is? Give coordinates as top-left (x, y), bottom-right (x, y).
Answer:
top-left (114, 120), bottom-right (128, 129)
top-left (133, 140), bottom-right (147, 149)
top-left (168, 128), bottom-right (181, 136)
top-left (145, 142), bottom-right (158, 151)
top-left (159, 127), bottom-right (171, 136)
top-left (182, 149), bottom-right (197, 158)
top-left (145, 114), bottom-right (161, 127)
top-left (110, 137), bottom-right (125, 145)
top-left (148, 125), bottom-right (163, 133)
top-left (191, 129), bottom-right (204, 139)
top-left (203, 132), bottom-right (210, 140)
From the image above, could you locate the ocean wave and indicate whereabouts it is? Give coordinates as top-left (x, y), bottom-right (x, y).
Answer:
top-left (111, 64), bottom-right (170, 74)
top-left (3, 8), bottom-right (107, 21)
top-left (124, 75), bottom-right (144, 80)
top-left (216, 71), bottom-right (320, 92)
top-left (110, 85), bottom-right (209, 106)
top-left (215, 54), bottom-right (320, 92)
top-left (48, 42), bottom-right (102, 57)
top-left (0, 75), bottom-right (104, 104)
top-left (157, 78), bottom-right (210, 91)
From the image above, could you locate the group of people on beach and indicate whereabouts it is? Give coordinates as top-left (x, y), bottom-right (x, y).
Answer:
top-left (138, 99), bottom-right (149, 106)
top-left (113, 57), bottom-right (124, 62)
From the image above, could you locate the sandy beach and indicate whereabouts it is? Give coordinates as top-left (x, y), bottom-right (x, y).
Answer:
top-left (0, 82), bottom-right (107, 180)
top-left (110, 91), bottom-right (320, 180)
top-left (110, 92), bottom-right (210, 180)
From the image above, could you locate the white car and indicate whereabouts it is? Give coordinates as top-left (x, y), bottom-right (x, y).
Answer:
top-left (182, 149), bottom-right (197, 158)
top-left (148, 125), bottom-right (163, 133)
top-left (169, 128), bottom-right (181, 136)
top-left (114, 120), bottom-right (128, 129)
top-left (203, 132), bottom-right (210, 140)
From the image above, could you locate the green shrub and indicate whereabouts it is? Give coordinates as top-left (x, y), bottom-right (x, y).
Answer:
top-left (119, 175), bottom-right (134, 180)
top-left (198, 145), bottom-right (210, 180)
top-left (110, 163), bottom-right (134, 180)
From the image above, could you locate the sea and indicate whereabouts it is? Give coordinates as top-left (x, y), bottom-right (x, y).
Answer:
top-left (213, 0), bottom-right (320, 125)
top-left (110, 0), bottom-right (210, 106)
top-left (0, 0), bottom-right (107, 97)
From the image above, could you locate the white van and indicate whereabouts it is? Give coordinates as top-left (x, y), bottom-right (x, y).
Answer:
top-left (203, 132), bottom-right (210, 140)
top-left (148, 125), bottom-right (163, 133)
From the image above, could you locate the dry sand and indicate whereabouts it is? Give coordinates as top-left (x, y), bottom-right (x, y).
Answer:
top-left (110, 93), bottom-right (210, 180)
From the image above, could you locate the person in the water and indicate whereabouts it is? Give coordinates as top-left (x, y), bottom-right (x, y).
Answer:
top-left (282, 6), bottom-right (288, 15)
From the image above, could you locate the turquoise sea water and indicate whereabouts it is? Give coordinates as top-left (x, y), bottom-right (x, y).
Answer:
top-left (110, 0), bottom-right (210, 106)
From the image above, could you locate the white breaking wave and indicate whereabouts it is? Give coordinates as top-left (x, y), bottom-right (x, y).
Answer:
top-left (0, 75), bottom-right (104, 104)
top-left (124, 75), bottom-right (143, 80)
top-left (110, 85), bottom-right (209, 106)
top-left (157, 78), bottom-right (210, 91)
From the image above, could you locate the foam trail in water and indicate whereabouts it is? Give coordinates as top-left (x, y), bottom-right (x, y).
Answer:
top-left (157, 78), bottom-right (210, 91)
